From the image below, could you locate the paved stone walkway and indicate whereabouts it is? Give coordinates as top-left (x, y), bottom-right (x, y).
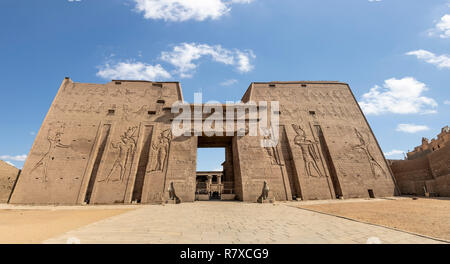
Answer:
top-left (44, 202), bottom-right (444, 244)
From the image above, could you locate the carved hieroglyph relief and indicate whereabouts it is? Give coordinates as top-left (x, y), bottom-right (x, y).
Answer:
top-left (30, 122), bottom-right (70, 182)
top-left (352, 128), bottom-right (386, 179)
top-left (292, 124), bottom-right (323, 178)
top-left (98, 126), bottom-right (138, 183)
top-left (152, 191), bottom-right (164, 203)
top-left (150, 129), bottom-right (172, 172)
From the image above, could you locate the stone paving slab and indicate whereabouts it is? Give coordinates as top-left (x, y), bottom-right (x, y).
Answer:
top-left (43, 202), bottom-right (445, 244)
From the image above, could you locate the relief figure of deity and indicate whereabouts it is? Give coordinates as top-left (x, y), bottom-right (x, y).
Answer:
top-left (352, 128), bottom-right (386, 179)
top-left (150, 129), bottom-right (172, 172)
top-left (99, 126), bottom-right (138, 183)
top-left (262, 127), bottom-right (281, 165)
top-left (292, 124), bottom-right (323, 177)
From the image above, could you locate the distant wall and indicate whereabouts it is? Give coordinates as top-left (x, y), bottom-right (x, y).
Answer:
top-left (390, 144), bottom-right (450, 196)
top-left (406, 126), bottom-right (449, 160)
top-left (0, 161), bottom-right (20, 203)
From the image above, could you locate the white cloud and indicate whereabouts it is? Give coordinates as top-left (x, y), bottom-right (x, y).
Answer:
top-left (230, 0), bottom-right (254, 3)
top-left (0, 154), bottom-right (27, 161)
top-left (396, 124), bottom-right (430, 133)
top-left (97, 61), bottom-right (171, 81)
top-left (368, 0), bottom-right (382, 2)
top-left (161, 43), bottom-right (255, 77)
top-left (359, 77), bottom-right (438, 115)
top-left (445, 100), bottom-right (450, 105)
top-left (133, 0), bottom-right (254, 22)
top-left (97, 43), bottom-right (255, 80)
top-left (235, 50), bottom-right (255, 72)
top-left (384, 149), bottom-right (404, 158)
top-left (406, 50), bottom-right (450, 69)
top-left (220, 79), bottom-right (238, 86)
top-left (432, 14), bottom-right (450, 38)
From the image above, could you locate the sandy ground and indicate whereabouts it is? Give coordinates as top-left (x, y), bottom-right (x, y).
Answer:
top-left (1, 198), bottom-right (448, 243)
top-left (0, 208), bottom-right (132, 244)
top-left (295, 198), bottom-right (450, 241)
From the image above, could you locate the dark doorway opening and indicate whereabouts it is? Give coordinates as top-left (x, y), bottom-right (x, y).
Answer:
top-left (368, 189), bottom-right (375, 198)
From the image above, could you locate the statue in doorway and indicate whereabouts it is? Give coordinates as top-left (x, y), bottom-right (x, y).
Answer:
top-left (257, 181), bottom-right (270, 203)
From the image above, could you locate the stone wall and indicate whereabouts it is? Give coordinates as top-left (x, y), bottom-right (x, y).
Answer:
top-left (390, 144), bottom-right (450, 196)
top-left (243, 82), bottom-right (398, 200)
top-left (0, 160), bottom-right (20, 203)
top-left (9, 79), bottom-right (398, 204)
top-left (407, 126), bottom-right (449, 160)
top-left (9, 78), bottom-right (186, 204)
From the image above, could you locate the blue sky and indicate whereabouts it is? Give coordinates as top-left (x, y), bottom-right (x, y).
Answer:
top-left (0, 0), bottom-right (449, 170)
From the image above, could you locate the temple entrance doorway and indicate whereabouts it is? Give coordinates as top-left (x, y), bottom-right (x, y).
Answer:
top-left (195, 136), bottom-right (236, 201)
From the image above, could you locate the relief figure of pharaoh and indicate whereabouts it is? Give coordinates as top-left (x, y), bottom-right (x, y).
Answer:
top-left (30, 123), bottom-right (70, 182)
